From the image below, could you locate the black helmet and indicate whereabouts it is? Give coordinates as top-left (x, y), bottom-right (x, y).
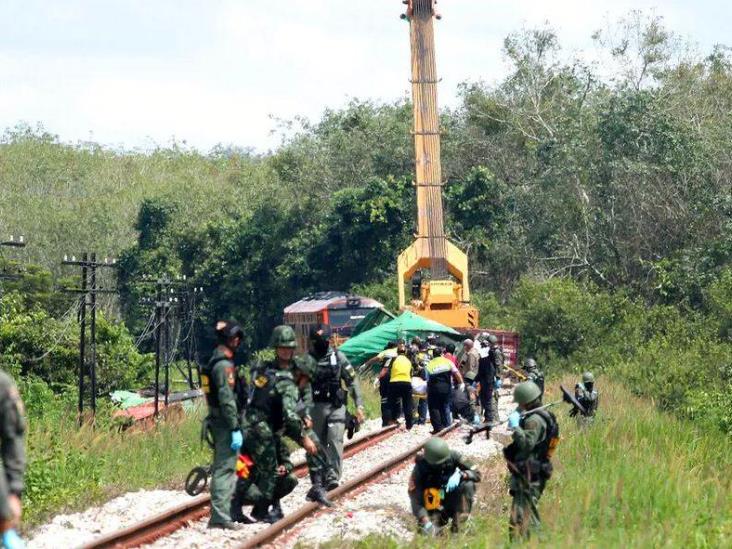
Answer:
top-left (215, 320), bottom-right (243, 343)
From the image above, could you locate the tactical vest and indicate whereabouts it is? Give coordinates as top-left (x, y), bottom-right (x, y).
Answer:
top-left (200, 348), bottom-right (235, 409)
top-left (311, 350), bottom-right (345, 406)
top-left (504, 408), bottom-right (560, 480)
top-left (528, 370), bottom-right (545, 394)
top-left (577, 384), bottom-right (598, 415)
top-left (248, 368), bottom-right (284, 431)
top-left (415, 455), bottom-right (457, 489)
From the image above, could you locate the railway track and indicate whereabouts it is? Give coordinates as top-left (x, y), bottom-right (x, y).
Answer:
top-left (82, 424), bottom-right (398, 549)
top-left (81, 422), bottom-right (457, 549)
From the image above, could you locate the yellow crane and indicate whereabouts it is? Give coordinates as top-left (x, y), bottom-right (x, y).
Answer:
top-left (397, 0), bottom-right (479, 329)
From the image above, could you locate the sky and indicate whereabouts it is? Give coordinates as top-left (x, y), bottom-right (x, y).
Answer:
top-left (0, 0), bottom-right (729, 152)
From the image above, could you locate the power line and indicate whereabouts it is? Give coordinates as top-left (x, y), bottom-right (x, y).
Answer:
top-left (61, 252), bottom-right (118, 424)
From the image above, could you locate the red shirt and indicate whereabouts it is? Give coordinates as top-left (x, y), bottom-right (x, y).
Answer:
top-left (444, 353), bottom-right (458, 367)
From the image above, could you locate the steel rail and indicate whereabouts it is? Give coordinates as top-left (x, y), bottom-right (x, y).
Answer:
top-left (238, 422), bottom-right (460, 549)
top-left (81, 424), bottom-right (399, 549)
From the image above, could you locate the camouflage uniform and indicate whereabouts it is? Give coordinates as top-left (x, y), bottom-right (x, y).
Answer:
top-left (574, 380), bottom-right (599, 426)
top-left (0, 371), bottom-right (25, 525)
top-left (523, 360), bottom-right (545, 396)
top-left (242, 361), bottom-right (308, 506)
top-left (307, 348), bottom-right (363, 485)
top-left (408, 446), bottom-right (481, 533)
top-left (504, 406), bottom-right (558, 539)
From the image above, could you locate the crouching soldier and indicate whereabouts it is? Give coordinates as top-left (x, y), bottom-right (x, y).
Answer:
top-left (504, 381), bottom-right (559, 540)
top-left (238, 326), bottom-right (323, 523)
top-left (571, 372), bottom-right (598, 425)
top-left (408, 438), bottom-right (481, 535)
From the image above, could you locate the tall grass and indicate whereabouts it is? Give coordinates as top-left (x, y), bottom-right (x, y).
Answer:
top-left (347, 378), bottom-right (732, 548)
top-left (24, 402), bottom-right (210, 528)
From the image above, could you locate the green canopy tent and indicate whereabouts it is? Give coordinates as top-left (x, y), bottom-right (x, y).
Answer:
top-left (338, 311), bottom-right (460, 368)
top-left (350, 307), bottom-right (397, 337)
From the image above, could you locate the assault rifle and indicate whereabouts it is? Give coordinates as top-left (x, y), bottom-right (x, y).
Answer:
top-left (463, 385), bottom-right (585, 444)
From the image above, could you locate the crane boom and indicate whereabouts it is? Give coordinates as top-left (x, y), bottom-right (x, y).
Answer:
top-left (397, 0), bottom-right (479, 329)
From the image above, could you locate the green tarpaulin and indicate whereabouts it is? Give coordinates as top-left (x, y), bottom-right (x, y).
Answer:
top-left (338, 311), bottom-right (460, 367)
top-left (351, 307), bottom-right (397, 337)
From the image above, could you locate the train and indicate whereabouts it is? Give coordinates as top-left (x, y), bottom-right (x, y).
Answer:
top-left (283, 292), bottom-right (383, 353)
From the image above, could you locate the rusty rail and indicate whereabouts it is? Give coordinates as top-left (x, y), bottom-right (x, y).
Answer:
top-left (238, 422), bottom-right (459, 549)
top-left (82, 424), bottom-right (398, 549)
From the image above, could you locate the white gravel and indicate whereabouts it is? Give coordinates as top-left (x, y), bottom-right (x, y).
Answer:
top-left (28, 393), bottom-right (517, 549)
top-left (285, 388), bottom-right (515, 548)
top-left (25, 419), bottom-right (388, 549)
top-left (27, 490), bottom-right (193, 549)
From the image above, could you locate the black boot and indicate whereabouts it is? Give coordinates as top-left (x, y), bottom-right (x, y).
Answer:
top-left (306, 472), bottom-right (333, 507)
top-left (251, 502), bottom-right (279, 524)
top-left (270, 499), bottom-right (284, 521)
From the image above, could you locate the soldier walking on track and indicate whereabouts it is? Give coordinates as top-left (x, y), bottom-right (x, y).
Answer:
top-left (408, 437), bottom-right (481, 535)
top-left (0, 369), bottom-right (26, 549)
top-left (200, 321), bottom-right (246, 530)
top-left (306, 326), bottom-right (365, 490)
top-left (504, 381), bottom-right (560, 540)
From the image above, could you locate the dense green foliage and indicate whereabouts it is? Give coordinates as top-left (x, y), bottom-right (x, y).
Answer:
top-left (2, 12), bottom-right (732, 533)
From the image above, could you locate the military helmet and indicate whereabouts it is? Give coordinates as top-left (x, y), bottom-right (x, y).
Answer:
top-left (488, 334), bottom-right (499, 345)
top-left (524, 358), bottom-right (537, 370)
top-left (513, 381), bottom-right (542, 405)
top-left (270, 325), bottom-right (297, 348)
top-left (215, 320), bottom-right (243, 342)
top-left (423, 437), bottom-right (450, 465)
top-left (294, 355), bottom-right (316, 378)
top-left (582, 371), bottom-right (595, 384)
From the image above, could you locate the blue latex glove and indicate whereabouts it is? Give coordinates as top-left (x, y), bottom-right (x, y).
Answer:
top-left (445, 469), bottom-right (462, 493)
top-left (421, 521), bottom-right (435, 536)
top-left (2, 529), bottom-right (25, 549)
top-left (507, 410), bottom-right (521, 429)
top-left (494, 378), bottom-right (503, 389)
top-left (230, 429), bottom-right (244, 451)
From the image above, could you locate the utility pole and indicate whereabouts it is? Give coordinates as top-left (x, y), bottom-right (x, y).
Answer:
top-left (62, 253), bottom-right (117, 423)
top-left (0, 234), bottom-right (27, 293)
top-left (138, 275), bottom-right (204, 416)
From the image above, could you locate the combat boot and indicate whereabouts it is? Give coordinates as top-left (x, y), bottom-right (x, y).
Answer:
top-left (251, 502), bottom-right (279, 524)
top-left (306, 472), bottom-right (333, 507)
top-left (270, 499), bottom-right (284, 521)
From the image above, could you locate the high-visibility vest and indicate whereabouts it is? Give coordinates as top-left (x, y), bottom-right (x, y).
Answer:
top-left (389, 355), bottom-right (412, 383)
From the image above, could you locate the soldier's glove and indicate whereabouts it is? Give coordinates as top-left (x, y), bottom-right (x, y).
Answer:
top-left (458, 383), bottom-right (465, 392)
top-left (421, 521), bottom-right (436, 536)
top-left (445, 470), bottom-right (462, 493)
top-left (2, 529), bottom-right (24, 549)
top-left (507, 411), bottom-right (521, 429)
top-left (494, 378), bottom-right (502, 390)
top-left (230, 429), bottom-right (244, 452)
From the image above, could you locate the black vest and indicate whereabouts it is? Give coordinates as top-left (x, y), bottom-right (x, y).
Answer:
top-left (249, 368), bottom-right (284, 431)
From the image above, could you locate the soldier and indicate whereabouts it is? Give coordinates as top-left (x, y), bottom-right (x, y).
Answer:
top-left (0, 370), bottom-right (26, 549)
top-left (572, 372), bottom-right (599, 424)
top-left (200, 321), bottom-right (246, 530)
top-left (241, 325), bottom-right (326, 523)
top-left (504, 381), bottom-right (559, 540)
top-left (523, 358), bottom-right (545, 395)
top-left (477, 334), bottom-right (503, 422)
top-left (408, 437), bottom-right (481, 535)
top-left (306, 326), bottom-right (365, 490)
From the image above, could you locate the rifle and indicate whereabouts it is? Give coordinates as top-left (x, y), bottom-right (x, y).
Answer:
top-left (504, 365), bottom-right (527, 381)
top-left (463, 400), bottom-right (562, 444)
